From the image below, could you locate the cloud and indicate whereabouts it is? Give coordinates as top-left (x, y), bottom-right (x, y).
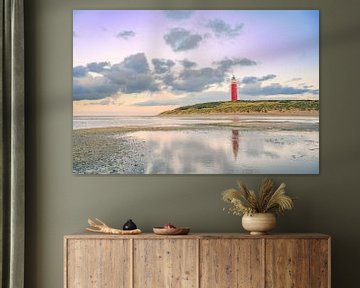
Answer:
top-left (73, 75), bottom-right (120, 101)
top-left (73, 52), bottom-right (259, 101)
top-left (134, 99), bottom-right (180, 106)
top-left (164, 28), bottom-right (203, 52)
top-left (73, 66), bottom-right (87, 77)
top-left (116, 30), bottom-right (135, 39)
top-left (73, 62), bottom-right (111, 77)
top-left (206, 19), bottom-right (243, 38)
top-left (104, 53), bottom-right (158, 93)
top-left (152, 58), bottom-right (176, 74)
top-left (301, 85), bottom-right (313, 89)
top-left (120, 53), bottom-right (150, 73)
top-left (167, 67), bottom-right (226, 92)
top-left (162, 57), bottom-right (257, 92)
top-left (163, 10), bottom-right (194, 20)
top-left (241, 74), bottom-right (276, 84)
top-left (180, 59), bottom-right (197, 69)
top-left (215, 58), bottom-right (257, 70)
top-left (260, 74), bottom-right (277, 81)
top-left (221, 73), bottom-right (319, 97)
top-left (86, 62), bottom-right (111, 73)
top-left (136, 91), bottom-right (229, 106)
top-left (73, 53), bottom-right (158, 100)
top-left (240, 82), bottom-right (319, 96)
top-left (73, 52), bottom-right (317, 103)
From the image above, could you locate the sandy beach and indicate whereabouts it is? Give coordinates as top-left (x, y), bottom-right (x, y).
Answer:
top-left (73, 128), bottom-right (147, 174)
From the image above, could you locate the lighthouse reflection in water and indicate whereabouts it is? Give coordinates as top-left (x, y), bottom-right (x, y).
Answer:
top-left (231, 130), bottom-right (240, 160)
top-left (119, 115), bottom-right (319, 174)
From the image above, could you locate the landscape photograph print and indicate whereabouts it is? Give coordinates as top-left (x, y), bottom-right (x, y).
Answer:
top-left (73, 10), bottom-right (319, 174)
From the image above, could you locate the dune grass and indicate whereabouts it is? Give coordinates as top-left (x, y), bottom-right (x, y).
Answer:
top-left (159, 100), bottom-right (319, 115)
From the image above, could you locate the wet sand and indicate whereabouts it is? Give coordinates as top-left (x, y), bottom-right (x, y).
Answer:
top-left (74, 117), bottom-right (318, 135)
top-left (73, 129), bottom-right (147, 174)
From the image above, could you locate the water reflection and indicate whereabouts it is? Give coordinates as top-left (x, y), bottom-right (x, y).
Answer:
top-left (231, 130), bottom-right (240, 160)
top-left (127, 128), bottom-right (319, 174)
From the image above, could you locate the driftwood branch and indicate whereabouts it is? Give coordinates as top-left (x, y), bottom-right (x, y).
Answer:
top-left (86, 218), bottom-right (142, 235)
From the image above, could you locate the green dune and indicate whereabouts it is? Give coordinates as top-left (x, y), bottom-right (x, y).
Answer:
top-left (159, 100), bottom-right (319, 116)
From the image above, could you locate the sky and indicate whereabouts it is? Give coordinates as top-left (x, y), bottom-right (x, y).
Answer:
top-left (73, 10), bottom-right (319, 116)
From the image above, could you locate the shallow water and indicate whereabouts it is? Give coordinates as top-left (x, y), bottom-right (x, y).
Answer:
top-left (126, 128), bottom-right (319, 174)
top-left (73, 115), bottom-right (319, 174)
top-left (73, 115), bottom-right (318, 129)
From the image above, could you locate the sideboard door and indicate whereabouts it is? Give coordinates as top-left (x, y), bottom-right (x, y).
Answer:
top-left (66, 239), bottom-right (131, 288)
top-left (310, 239), bottom-right (330, 288)
top-left (200, 239), bottom-right (264, 288)
top-left (134, 239), bottom-right (198, 288)
top-left (266, 239), bottom-right (309, 287)
top-left (265, 238), bottom-right (329, 288)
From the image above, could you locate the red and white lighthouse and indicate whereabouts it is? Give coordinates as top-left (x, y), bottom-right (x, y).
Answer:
top-left (231, 75), bottom-right (238, 102)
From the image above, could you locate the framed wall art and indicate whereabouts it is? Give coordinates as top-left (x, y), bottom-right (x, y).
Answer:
top-left (73, 10), bottom-right (319, 174)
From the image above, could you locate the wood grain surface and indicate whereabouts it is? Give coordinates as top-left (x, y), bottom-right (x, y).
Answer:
top-left (309, 239), bottom-right (330, 288)
top-left (64, 234), bottom-right (330, 288)
top-left (265, 239), bottom-right (310, 287)
top-left (66, 239), bottom-right (131, 288)
top-left (133, 239), bottom-right (198, 288)
top-left (200, 239), bottom-right (264, 288)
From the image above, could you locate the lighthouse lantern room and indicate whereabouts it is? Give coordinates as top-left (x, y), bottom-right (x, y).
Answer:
top-left (231, 75), bottom-right (238, 102)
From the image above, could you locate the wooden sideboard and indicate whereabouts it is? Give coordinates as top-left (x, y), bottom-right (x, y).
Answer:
top-left (64, 233), bottom-right (330, 288)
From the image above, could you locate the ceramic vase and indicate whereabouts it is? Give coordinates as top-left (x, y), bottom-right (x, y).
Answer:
top-left (242, 213), bottom-right (276, 235)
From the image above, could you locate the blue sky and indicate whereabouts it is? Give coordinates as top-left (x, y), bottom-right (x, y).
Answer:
top-left (73, 10), bottom-right (319, 116)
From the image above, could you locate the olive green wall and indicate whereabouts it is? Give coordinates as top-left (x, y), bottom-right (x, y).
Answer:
top-left (24, 0), bottom-right (360, 287)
